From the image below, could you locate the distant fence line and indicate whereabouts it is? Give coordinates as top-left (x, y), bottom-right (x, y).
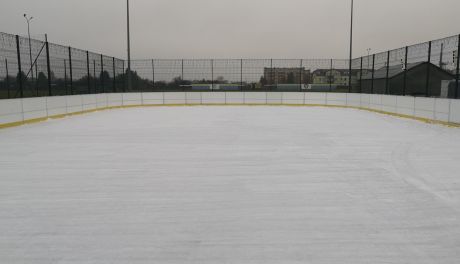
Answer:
top-left (1, 32), bottom-right (459, 99)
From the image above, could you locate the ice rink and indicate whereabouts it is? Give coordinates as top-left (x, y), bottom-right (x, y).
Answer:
top-left (1, 106), bottom-right (460, 263)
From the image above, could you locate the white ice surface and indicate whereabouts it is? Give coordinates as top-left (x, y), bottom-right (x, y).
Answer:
top-left (1, 106), bottom-right (460, 264)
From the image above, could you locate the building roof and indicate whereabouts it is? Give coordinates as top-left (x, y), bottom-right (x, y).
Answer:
top-left (361, 62), bottom-right (431, 80)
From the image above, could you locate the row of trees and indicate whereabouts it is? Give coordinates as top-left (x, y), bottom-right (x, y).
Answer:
top-left (0, 69), bottom-right (274, 98)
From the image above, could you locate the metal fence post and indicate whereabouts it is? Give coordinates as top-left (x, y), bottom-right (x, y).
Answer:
top-left (241, 59), bottom-right (243, 91)
top-left (181, 59), bottom-right (184, 80)
top-left (181, 59), bottom-right (184, 91)
top-left (403, 46), bottom-right (408, 96)
top-left (100, 55), bottom-right (105, 93)
top-left (426, 41), bottom-right (432, 97)
top-left (5, 59), bottom-right (10, 99)
top-left (371, 54), bottom-right (375, 94)
top-left (299, 59), bottom-right (303, 91)
top-left (439, 43), bottom-right (444, 69)
top-left (111, 57), bottom-right (115, 92)
top-left (45, 36), bottom-right (52, 96)
top-left (15, 35), bottom-right (23, 98)
top-left (385, 50), bottom-right (390, 94)
top-left (359, 57), bottom-right (363, 93)
top-left (329, 59), bottom-right (333, 92)
top-left (122, 60), bottom-right (126, 93)
top-left (211, 59), bottom-right (214, 91)
top-left (93, 60), bottom-right (96, 92)
top-left (275, 67), bottom-right (278, 90)
top-left (456, 34), bottom-right (460, 99)
top-left (270, 59), bottom-right (273, 91)
top-left (151, 59), bottom-right (155, 91)
top-left (64, 59), bottom-right (68, 94)
top-left (348, 58), bottom-right (352, 93)
top-left (86, 51), bottom-right (90, 94)
top-left (68, 47), bottom-right (73, 95)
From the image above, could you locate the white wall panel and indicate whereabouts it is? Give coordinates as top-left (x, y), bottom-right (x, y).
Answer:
top-left (346, 94), bottom-right (361, 107)
top-left (305, 93), bottom-right (327, 105)
top-left (122, 93), bottom-right (142, 106)
top-left (381, 95), bottom-right (398, 113)
top-left (201, 92), bottom-right (226, 104)
top-left (282, 93), bottom-right (304, 105)
top-left (2, 93), bottom-right (460, 127)
top-left (107, 93), bottom-right (123, 107)
top-left (0, 99), bottom-right (23, 125)
top-left (327, 93), bottom-right (347, 106)
top-left (369, 95), bottom-right (382, 111)
top-left (142, 92), bottom-right (164, 105)
top-left (185, 92), bottom-right (202, 105)
top-left (414, 97), bottom-right (435, 120)
top-left (81, 94), bottom-right (97, 111)
top-left (246, 92), bottom-right (268, 104)
top-left (396, 96), bottom-right (415, 116)
top-left (225, 92), bottom-right (244, 104)
top-left (66, 95), bottom-right (83, 114)
top-left (434, 99), bottom-right (451, 122)
top-left (46, 96), bottom-right (68, 116)
top-left (360, 94), bottom-right (371, 108)
top-left (96, 94), bottom-right (108, 108)
top-left (449, 100), bottom-right (460, 123)
top-left (22, 97), bottom-right (47, 120)
top-left (164, 92), bottom-right (186, 105)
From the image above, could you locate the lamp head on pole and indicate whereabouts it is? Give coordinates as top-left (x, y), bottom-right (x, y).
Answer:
top-left (24, 14), bottom-right (33, 22)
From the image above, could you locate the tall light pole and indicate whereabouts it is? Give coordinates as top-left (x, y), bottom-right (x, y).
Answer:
top-left (348, 0), bottom-right (354, 92)
top-left (126, 0), bottom-right (132, 91)
top-left (24, 14), bottom-right (34, 81)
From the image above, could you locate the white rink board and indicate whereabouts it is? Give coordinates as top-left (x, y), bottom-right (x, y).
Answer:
top-left (164, 92), bottom-right (186, 105)
top-left (396, 96), bottom-right (415, 116)
top-left (107, 93), bottom-right (123, 107)
top-left (66, 95), bottom-right (83, 113)
top-left (22, 97), bottom-right (47, 120)
top-left (1, 92), bottom-right (460, 126)
top-left (96, 94), bottom-right (108, 108)
top-left (122, 93), bottom-right (142, 106)
top-left (46, 96), bottom-right (67, 116)
top-left (245, 92), bottom-right (267, 104)
top-left (81, 94), bottom-right (97, 111)
top-left (185, 92), bottom-right (201, 104)
top-left (142, 92), bottom-right (164, 105)
top-left (282, 92), bottom-right (304, 105)
top-left (1, 106), bottom-right (460, 264)
top-left (327, 93), bottom-right (347, 106)
top-left (450, 100), bottom-right (460, 123)
top-left (306, 92), bottom-right (327, 105)
top-left (201, 92), bottom-right (226, 104)
top-left (0, 99), bottom-right (23, 124)
top-left (225, 92), bottom-right (244, 104)
top-left (346, 94), bottom-right (361, 107)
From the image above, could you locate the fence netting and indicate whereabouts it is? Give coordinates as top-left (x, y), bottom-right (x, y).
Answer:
top-left (1, 32), bottom-right (459, 99)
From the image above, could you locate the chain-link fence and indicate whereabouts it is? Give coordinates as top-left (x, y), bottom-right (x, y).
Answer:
top-left (129, 59), bottom-right (351, 93)
top-left (1, 32), bottom-right (459, 99)
top-left (0, 32), bottom-right (125, 99)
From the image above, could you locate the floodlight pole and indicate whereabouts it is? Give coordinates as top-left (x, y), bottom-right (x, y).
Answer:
top-left (126, 0), bottom-right (132, 91)
top-left (24, 14), bottom-right (34, 81)
top-left (348, 0), bottom-right (354, 93)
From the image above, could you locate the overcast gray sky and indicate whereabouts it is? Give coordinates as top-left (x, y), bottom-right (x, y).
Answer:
top-left (1, 0), bottom-right (459, 59)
